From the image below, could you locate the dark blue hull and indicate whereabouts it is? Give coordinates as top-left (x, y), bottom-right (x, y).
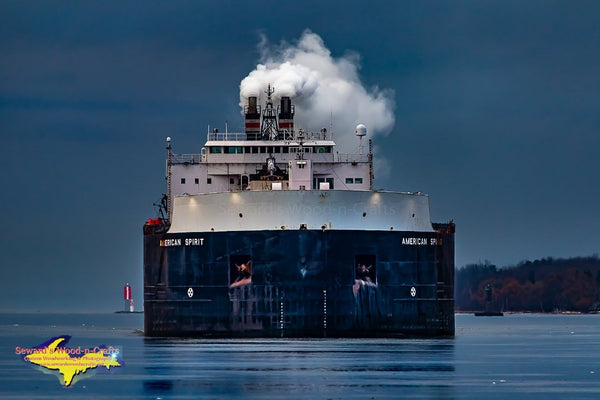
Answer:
top-left (143, 226), bottom-right (454, 337)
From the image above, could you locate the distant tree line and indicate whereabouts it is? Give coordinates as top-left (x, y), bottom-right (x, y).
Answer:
top-left (455, 255), bottom-right (600, 312)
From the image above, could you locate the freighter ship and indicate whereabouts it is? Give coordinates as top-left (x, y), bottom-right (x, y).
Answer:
top-left (143, 85), bottom-right (455, 337)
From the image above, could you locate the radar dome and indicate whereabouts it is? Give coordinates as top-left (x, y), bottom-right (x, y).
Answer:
top-left (355, 124), bottom-right (367, 137)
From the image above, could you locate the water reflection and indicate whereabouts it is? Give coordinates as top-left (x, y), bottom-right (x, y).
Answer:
top-left (142, 338), bottom-right (455, 399)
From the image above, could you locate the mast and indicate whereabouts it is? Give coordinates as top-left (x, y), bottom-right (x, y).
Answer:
top-left (165, 136), bottom-right (172, 221)
top-left (260, 84), bottom-right (278, 140)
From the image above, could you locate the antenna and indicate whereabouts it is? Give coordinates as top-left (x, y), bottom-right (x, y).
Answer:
top-left (330, 110), bottom-right (333, 140)
top-left (297, 129), bottom-right (305, 160)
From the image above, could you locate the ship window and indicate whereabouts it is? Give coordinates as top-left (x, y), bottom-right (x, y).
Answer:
top-left (282, 147), bottom-right (289, 154)
top-left (195, 178), bottom-right (199, 184)
top-left (252, 146), bottom-right (259, 154)
top-left (313, 177), bottom-right (334, 190)
top-left (355, 255), bottom-right (376, 284)
top-left (355, 178), bottom-right (363, 184)
top-left (229, 178), bottom-right (235, 184)
top-left (207, 178), bottom-right (212, 184)
top-left (236, 146), bottom-right (242, 154)
top-left (274, 146), bottom-right (280, 153)
top-left (181, 178), bottom-right (186, 184)
top-left (346, 178), bottom-right (354, 184)
top-left (229, 255), bottom-right (252, 287)
top-left (210, 146), bottom-right (222, 154)
top-left (260, 146), bottom-right (267, 153)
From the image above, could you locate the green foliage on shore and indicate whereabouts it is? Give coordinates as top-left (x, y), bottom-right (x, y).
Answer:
top-left (455, 256), bottom-right (600, 312)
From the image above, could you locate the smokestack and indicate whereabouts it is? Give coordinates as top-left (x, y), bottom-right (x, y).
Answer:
top-left (248, 96), bottom-right (257, 113)
top-left (245, 96), bottom-right (261, 140)
top-left (278, 96), bottom-right (294, 139)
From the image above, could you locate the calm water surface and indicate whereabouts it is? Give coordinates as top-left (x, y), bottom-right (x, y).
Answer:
top-left (0, 313), bottom-right (598, 399)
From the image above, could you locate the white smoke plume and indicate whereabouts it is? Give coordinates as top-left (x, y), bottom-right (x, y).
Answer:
top-left (239, 30), bottom-right (395, 159)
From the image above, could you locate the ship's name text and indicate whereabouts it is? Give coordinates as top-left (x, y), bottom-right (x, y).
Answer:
top-left (402, 237), bottom-right (442, 246)
top-left (160, 238), bottom-right (204, 247)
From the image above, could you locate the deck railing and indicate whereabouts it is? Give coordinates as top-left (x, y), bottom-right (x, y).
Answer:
top-left (171, 152), bottom-right (369, 164)
top-left (206, 130), bottom-right (335, 142)
top-left (171, 154), bottom-right (202, 164)
top-left (207, 132), bottom-right (248, 141)
top-left (335, 154), bottom-right (370, 163)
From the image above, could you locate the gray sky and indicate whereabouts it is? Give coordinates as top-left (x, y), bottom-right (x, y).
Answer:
top-left (1, 1), bottom-right (599, 311)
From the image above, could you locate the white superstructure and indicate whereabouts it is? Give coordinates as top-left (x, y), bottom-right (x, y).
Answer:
top-left (164, 86), bottom-right (434, 233)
